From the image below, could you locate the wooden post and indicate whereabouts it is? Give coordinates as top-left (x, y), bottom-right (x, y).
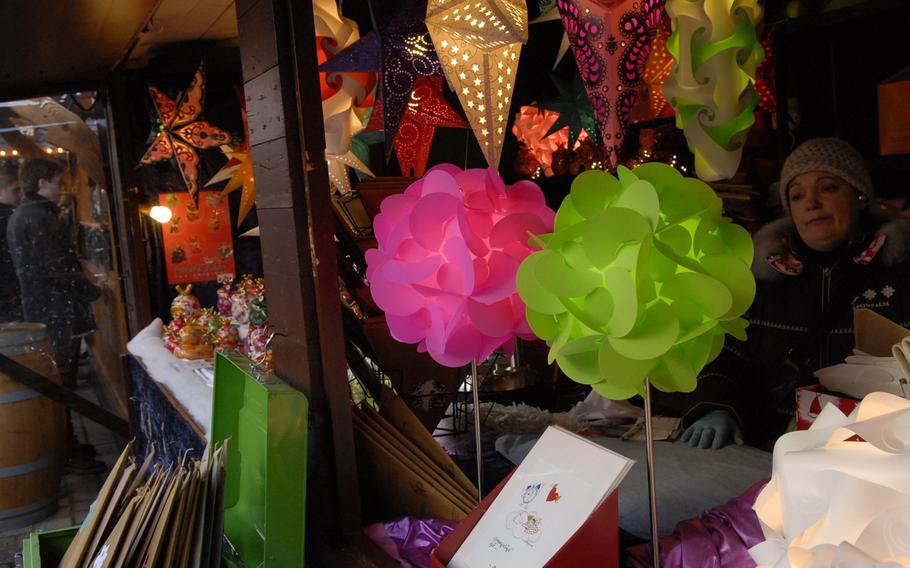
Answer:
top-left (105, 72), bottom-right (154, 338)
top-left (236, 0), bottom-right (363, 550)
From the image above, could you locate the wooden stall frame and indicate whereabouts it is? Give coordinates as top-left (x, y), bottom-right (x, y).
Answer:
top-left (236, 0), bottom-right (375, 564)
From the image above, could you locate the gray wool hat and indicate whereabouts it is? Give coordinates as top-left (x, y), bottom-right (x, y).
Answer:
top-left (779, 137), bottom-right (874, 211)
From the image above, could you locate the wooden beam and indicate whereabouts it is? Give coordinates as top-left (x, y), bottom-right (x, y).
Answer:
top-left (236, 0), bottom-right (362, 545)
top-left (105, 72), bottom-right (154, 337)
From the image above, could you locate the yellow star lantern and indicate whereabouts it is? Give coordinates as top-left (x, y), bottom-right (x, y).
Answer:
top-left (207, 89), bottom-right (256, 226)
top-left (426, 0), bottom-right (528, 170)
top-left (209, 145), bottom-right (255, 226)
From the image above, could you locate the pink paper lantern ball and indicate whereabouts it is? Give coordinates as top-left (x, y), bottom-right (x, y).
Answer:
top-left (366, 164), bottom-right (556, 367)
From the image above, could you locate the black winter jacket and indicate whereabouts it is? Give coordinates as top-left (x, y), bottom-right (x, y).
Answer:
top-left (681, 212), bottom-right (910, 446)
top-left (6, 194), bottom-right (100, 332)
top-left (0, 203), bottom-right (22, 322)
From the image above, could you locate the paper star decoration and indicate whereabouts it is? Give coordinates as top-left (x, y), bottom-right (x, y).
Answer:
top-left (315, 0), bottom-right (378, 194)
top-left (320, 0), bottom-right (444, 157)
top-left (530, 72), bottom-right (599, 150)
top-left (207, 87), bottom-right (255, 226)
top-left (326, 150), bottom-right (374, 195)
top-left (531, 4), bottom-right (571, 70)
top-left (140, 60), bottom-right (232, 202)
top-left (556, 0), bottom-right (665, 167)
top-left (426, 0), bottom-right (529, 170)
top-left (366, 76), bottom-right (468, 178)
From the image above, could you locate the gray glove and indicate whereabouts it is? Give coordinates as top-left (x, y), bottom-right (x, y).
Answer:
top-left (681, 409), bottom-right (744, 450)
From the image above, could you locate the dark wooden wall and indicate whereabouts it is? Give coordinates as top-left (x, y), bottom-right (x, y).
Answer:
top-left (235, 0), bottom-right (375, 562)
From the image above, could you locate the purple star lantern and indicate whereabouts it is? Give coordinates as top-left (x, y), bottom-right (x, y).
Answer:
top-left (319, 0), bottom-right (444, 157)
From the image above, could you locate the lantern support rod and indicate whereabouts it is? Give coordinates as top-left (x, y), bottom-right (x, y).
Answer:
top-left (471, 360), bottom-right (484, 501)
top-left (644, 377), bottom-right (660, 567)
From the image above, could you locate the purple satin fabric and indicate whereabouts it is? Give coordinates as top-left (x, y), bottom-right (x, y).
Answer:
top-left (364, 517), bottom-right (457, 568)
top-left (628, 479), bottom-right (769, 568)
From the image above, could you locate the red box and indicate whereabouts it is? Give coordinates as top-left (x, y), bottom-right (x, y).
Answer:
top-left (430, 471), bottom-right (620, 568)
top-left (796, 384), bottom-right (859, 430)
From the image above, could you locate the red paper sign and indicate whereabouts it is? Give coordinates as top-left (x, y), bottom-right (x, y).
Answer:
top-left (159, 191), bottom-right (235, 284)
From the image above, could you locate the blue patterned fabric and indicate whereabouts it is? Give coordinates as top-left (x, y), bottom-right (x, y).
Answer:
top-left (128, 356), bottom-right (205, 468)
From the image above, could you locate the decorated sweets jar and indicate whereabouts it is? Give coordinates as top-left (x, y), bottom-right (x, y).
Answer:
top-left (216, 275), bottom-right (234, 318)
top-left (243, 286), bottom-right (272, 368)
top-left (174, 317), bottom-right (214, 360)
top-left (164, 284), bottom-right (202, 352)
top-left (230, 275), bottom-right (257, 339)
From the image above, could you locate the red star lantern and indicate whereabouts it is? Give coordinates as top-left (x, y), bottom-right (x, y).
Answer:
top-left (140, 61), bottom-right (232, 202)
top-left (367, 76), bottom-right (468, 177)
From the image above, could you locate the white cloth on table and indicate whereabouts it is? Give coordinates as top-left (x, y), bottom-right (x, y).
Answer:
top-left (126, 318), bottom-right (213, 436)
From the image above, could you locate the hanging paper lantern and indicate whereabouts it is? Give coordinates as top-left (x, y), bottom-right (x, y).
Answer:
top-left (366, 76), bottom-right (469, 177)
top-left (631, 14), bottom-right (675, 123)
top-left (663, 0), bottom-right (764, 181)
top-left (207, 87), bottom-right (256, 226)
top-left (365, 165), bottom-right (555, 367)
top-left (556, 0), bottom-right (665, 167)
top-left (319, 0), bottom-right (445, 158)
top-left (314, 0), bottom-right (378, 194)
top-left (755, 37), bottom-right (776, 113)
top-left (511, 105), bottom-right (589, 177)
top-left (140, 61), bottom-right (232, 202)
top-left (516, 163), bottom-right (755, 398)
top-left (425, 0), bottom-right (529, 169)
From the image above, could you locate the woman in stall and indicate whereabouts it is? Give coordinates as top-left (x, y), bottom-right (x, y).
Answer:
top-left (680, 137), bottom-right (910, 449)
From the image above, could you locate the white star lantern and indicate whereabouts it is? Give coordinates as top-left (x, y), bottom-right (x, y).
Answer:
top-left (426, 0), bottom-right (528, 169)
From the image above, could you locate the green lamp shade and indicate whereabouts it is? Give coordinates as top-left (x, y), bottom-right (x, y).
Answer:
top-left (516, 163), bottom-right (755, 399)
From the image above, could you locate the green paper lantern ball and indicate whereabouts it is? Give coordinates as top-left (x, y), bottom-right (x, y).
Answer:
top-left (516, 163), bottom-right (756, 399)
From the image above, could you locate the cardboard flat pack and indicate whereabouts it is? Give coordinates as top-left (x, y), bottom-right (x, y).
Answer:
top-left (798, 309), bottom-right (910, 429)
top-left (878, 67), bottom-right (910, 156)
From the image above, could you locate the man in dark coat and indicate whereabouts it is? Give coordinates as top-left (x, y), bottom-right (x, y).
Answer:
top-left (7, 158), bottom-right (101, 386)
top-left (0, 162), bottom-right (23, 322)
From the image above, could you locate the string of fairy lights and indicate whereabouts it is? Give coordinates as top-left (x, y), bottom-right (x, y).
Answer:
top-left (0, 147), bottom-right (67, 159)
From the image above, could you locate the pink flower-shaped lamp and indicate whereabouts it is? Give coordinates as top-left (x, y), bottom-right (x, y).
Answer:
top-left (366, 165), bottom-right (556, 367)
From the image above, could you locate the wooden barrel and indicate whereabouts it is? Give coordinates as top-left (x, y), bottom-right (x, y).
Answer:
top-left (0, 323), bottom-right (66, 531)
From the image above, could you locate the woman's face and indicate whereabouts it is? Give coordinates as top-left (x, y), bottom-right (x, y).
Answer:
top-left (788, 171), bottom-right (861, 252)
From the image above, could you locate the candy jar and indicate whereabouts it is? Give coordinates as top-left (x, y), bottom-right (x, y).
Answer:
top-left (163, 318), bottom-right (185, 352)
top-left (244, 290), bottom-right (271, 366)
top-left (171, 284), bottom-right (202, 320)
top-left (174, 317), bottom-right (214, 360)
top-left (216, 275), bottom-right (234, 318)
top-left (214, 319), bottom-right (241, 352)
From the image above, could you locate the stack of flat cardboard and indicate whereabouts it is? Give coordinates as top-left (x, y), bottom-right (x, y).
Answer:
top-left (353, 385), bottom-right (478, 522)
top-left (59, 442), bottom-right (227, 568)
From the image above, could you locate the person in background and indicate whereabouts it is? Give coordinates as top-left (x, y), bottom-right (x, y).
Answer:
top-left (0, 161), bottom-right (23, 322)
top-left (680, 137), bottom-right (910, 449)
top-left (7, 158), bottom-right (100, 387)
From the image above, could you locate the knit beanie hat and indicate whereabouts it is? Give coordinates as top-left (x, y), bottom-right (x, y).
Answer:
top-left (778, 137), bottom-right (874, 211)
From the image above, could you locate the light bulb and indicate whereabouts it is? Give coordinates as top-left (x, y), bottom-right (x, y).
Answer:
top-left (149, 205), bottom-right (173, 223)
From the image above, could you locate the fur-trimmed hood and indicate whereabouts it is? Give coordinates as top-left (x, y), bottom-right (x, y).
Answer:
top-left (751, 213), bottom-right (910, 282)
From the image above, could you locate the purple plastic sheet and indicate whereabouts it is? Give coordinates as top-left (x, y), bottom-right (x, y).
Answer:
top-left (364, 517), bottom-right (457, 568)
top-left (627, 479), bottom-right (769, 568)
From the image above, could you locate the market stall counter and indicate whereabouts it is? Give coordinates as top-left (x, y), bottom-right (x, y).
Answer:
top-left (126, 318), bottom-right (212, 466)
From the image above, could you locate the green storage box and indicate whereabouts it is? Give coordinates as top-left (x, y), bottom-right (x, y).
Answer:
top-left (212, 351), bottom-right (309, 568)
top-left (20, 526), bottom-right (78, 567)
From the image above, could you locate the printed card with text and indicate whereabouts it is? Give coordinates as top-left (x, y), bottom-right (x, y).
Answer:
top-left (449, 426), bottom-right (633, 568)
